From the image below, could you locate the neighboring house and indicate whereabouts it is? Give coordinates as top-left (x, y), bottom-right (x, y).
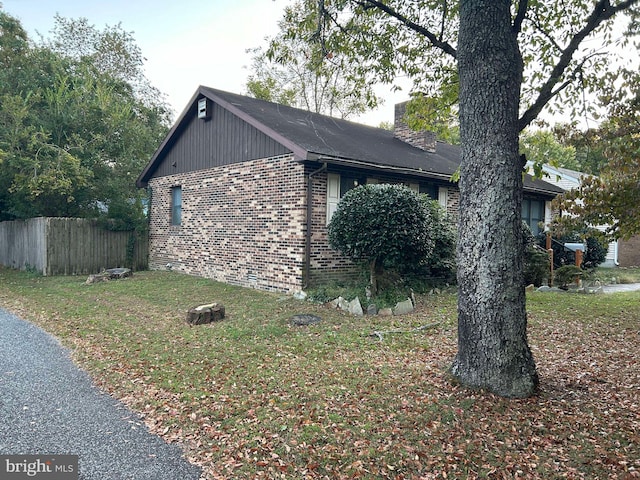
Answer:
top-left (525, 162), bottom-right (640, 267)
top-left (136, 86), bottom-right (564, 293)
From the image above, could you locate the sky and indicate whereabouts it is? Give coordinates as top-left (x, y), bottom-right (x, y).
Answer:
top-left (2, 0), bottom-right (405, 126)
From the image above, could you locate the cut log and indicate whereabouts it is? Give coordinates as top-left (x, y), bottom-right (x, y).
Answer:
top-left (186, 303), bottom-right (225, 325)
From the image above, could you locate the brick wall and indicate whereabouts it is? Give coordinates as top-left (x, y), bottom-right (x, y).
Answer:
top-left (393, 102), bottom-right (437, 152)
top-left (147, 155), bottom-right (462, 293)
top-left (618, 235), bottom-right (640, 267)
top-left (308, 172), bottom-right (362, 286)
top-left (148, 155), bottom-right (307, 292)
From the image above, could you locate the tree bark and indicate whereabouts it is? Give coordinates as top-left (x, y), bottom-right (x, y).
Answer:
top-left (452, 0), bottom-right (538, 397)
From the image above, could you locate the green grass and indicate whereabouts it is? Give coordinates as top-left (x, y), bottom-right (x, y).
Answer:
top-left (1, 267), bottom-right (638, 479)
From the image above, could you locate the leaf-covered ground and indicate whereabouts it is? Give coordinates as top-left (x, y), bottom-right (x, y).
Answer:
top-left (0, 268), bottom-right (638, 479)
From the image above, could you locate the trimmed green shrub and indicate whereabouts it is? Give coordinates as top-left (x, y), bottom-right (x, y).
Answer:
top-left (328, 184), bottom-right (437, 294)
top-left (554, 265), bottom-right (583, 288)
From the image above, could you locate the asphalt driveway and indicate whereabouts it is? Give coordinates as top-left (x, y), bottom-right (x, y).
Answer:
top-left (0, 308), bottom-right (202, 480)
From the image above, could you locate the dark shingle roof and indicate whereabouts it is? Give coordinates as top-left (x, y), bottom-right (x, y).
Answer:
top-left (138, 86), bottom-right (564, 196)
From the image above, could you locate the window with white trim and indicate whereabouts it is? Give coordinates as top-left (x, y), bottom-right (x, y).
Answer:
top-left (326, 174), bottom-right (445, 224)
top-left (171, 186), bottom-right (182, 226)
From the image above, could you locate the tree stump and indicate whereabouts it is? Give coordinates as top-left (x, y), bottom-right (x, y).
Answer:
top-left (105, 268), bottom-right (132, 279)
top-left (186, 303), bottom-right (225, 325)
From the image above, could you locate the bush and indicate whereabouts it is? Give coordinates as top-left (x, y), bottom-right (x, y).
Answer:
top-left (554, 265), bottom-right (583, 288)
top-left (523, 223), bottom-right (550, 286)
top-left (397, 198), bottom-right (457, 285)
top-left (328, 184), bottom-right (437, 293)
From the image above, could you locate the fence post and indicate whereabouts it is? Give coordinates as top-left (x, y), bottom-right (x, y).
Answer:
top-left (546, 232), bottom-right (554, 286)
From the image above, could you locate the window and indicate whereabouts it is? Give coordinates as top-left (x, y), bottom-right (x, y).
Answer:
top-left (522, 198), bottom-right (545, 235)
top-left (326, 174), bottom-right (445, 224)
top-left (171, 186), bottom-right (182, 226)
top-left (326, 173), bottom-right (366, 223)
top-left (419, 183), bottom-right (439, 200)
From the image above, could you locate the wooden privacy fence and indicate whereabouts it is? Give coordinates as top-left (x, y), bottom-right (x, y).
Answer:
top-left (0, 217), bottom-right (148, 276)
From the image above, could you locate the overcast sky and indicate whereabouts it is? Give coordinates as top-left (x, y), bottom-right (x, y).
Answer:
top-left (3, 1), bottom-right (635, 130)
top-left (2, 0), bottom-right (404, 126)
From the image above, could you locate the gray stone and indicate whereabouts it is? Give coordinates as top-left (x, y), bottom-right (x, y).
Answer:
top-left (536, 285), bottom-right (565, 292)
top-left (290, 314), bottom-right (322, 326)
top-left (367, 304), bottom-right (378, 315)
top-left (348, 297), bottom-right (364, 316)
top-left (293, 290), bottom-right (307, 300)
top-left (331, 296), bottom-right (350, 311)
top-left (379, 308), bottom-right (393, 316)
top-left (393, 298), bottom-right (414, 315)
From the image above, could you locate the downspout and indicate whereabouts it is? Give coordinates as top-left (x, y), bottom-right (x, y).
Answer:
top-left (304, 163), bottom-right (328, 289)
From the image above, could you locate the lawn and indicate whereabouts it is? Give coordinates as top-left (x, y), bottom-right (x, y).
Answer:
top-left (0, 267), bottom-right (638, 479)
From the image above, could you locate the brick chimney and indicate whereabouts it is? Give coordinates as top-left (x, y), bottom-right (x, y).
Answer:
top-left (393, 101), bottom-right (436, 153)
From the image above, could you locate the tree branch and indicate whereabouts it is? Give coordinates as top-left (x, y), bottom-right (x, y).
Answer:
top-left (354, 0), bottom-right (457, 58)
top-left (512, 0), bottom-right (529, 34)
top-left (518, 0), bottom-right (639, 131)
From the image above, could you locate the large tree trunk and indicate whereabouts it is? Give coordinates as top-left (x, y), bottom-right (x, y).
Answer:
top-left (452, 0), bottom-right (538, 398)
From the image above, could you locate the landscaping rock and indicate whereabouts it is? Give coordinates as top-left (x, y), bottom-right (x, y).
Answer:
top-left (367, 304), bottom-right (378, 315)
top-left (348, 297), bottom-right (364, 316)
top-left (393, 298), bottom-right (414, 315)
top-left (290, 314), bottom-right (322, 326)
top-left (537, 286), bottom-right (564, 292)
top-left (329, 296), bottom-right (345, 310)
top-left (379, 307), bottom-right (393, 316)
top-left (186, 303), bottom-right (225, 325)
top-left (293, 291), bottom-right (307, 300)
top-left (85, 273), bottom-right (110, 285)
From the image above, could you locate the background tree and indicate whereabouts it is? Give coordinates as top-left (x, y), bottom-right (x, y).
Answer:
top-left (246, 0), bottom-right (381, 118)
top-left (553, 123), bottom-right (610, 175)
top-left (328, 184), bottom-right (436, 294)
top-left (520, 129), bottom-right (579, 174)
top-left (553, 68), bottom-right (640, 240)
top-left (291, 0), bottom-right (638, 397)
top-left (0, 9), bottom-right (169, 228)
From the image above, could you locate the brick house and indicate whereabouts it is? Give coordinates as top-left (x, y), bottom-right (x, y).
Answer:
top-left (136, 86), bottom-right (564, 292)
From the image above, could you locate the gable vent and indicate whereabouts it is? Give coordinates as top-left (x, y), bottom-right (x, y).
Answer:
top-left (197, 98), bottom-right (211, 120)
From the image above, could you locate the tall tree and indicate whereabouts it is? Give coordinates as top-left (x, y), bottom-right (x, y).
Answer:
top-left (246, 0), bottom-right (380, 119)
top-left (0, 10), bottom-right (170, 228)
top-left (292, 0), bottom-right (638, 397)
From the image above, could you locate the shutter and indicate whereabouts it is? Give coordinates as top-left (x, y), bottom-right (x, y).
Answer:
top-left (327, 173), bottom-right (341, 224)
top-left (438, 187), bottom-right (448, 209)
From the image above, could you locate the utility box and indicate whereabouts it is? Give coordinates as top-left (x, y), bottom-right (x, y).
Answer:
top-left (564, 242), bottom-right (587, 253)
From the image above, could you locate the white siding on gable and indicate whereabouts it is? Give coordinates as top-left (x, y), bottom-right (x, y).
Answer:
top-left (326, 173), bottom-right (341, 224)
